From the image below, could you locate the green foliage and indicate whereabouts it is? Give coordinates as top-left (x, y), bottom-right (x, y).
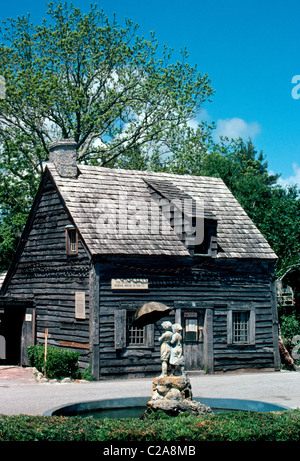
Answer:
top-left (80, 363), bottom-right (96, 381)
top-left (0, 410), bottom-right (299, 441)
top-left (279, 314), bottom-right (300, 366)
top-left (0, 2), bottom-right (213, 270)
top-left (280, 314), bottom-right (300, 341)
top-left (27, 344), bottom-right (80, 380)
top-left (0, 132), bottom-right (41, 270)
top-left (0, 2), bottom-right (300, 322)
top-left (27, 344), bottom-right (44, 371)
top-left (163, 135), bottom-right (300, 278)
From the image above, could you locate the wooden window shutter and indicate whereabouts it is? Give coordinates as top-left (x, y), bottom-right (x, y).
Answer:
top-left (249, 309), bottom-right (256, 345)
top-left (114, 309), bottom-right (126, 349)
top-left (75, 292), bottom-right (86, 319)
top-left (145, 324), bottom-right (155, 348)
top-left (227, 310), bottom-right (233, 345)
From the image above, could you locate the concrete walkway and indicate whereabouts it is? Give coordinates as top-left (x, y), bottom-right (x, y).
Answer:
top-left (0, 366), bottom-right (299, 416)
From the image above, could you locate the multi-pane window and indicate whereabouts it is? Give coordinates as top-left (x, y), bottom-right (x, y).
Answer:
top-left (232, 311), bottom-right (250, 344)
top-left (126, 311), bottom-right (145, 346)
top-left (185, 317), bottom-right (198, 342)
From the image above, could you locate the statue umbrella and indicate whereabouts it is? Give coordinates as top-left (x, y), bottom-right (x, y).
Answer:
top-left (132, 302), bottom-right (172, 328)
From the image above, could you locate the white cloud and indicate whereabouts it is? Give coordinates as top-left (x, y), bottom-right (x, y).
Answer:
top-left (216, 117), bottom-right (261, 139)
top-left (277, 163), bottom-right (300, 188)
top-left (187, 118), bottom-right (200, 130)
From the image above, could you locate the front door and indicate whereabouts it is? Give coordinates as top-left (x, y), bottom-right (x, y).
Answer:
top-left (2, 306), bottom-right (25, 365)
top-left (182, 310), bottom-right (205, 370)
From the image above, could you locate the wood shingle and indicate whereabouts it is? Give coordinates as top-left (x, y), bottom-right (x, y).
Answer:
top-left (47, 163), bottom-right (277, 260)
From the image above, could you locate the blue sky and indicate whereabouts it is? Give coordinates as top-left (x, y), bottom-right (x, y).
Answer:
top-left (1, 0), bottom-right (300, 186)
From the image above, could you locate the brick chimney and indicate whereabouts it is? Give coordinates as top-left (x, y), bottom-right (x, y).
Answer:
top-left (49, 139), bottom-right (78, 178)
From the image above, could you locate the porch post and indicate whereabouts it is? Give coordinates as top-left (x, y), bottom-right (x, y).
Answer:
top-left (89, 262), bottom-right (100, 379)
top-left (203, 308), bottom-right (214, 373)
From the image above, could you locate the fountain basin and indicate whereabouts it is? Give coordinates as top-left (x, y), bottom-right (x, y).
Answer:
top-left (44, 396), bottom-right (291, 418)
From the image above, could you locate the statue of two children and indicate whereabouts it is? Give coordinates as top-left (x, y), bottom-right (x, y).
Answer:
top-left (159, 321), bottom-right (186, 378)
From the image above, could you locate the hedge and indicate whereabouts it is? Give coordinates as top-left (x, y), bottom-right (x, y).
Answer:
top-left (27, 344), bottom-right (81, 380)
top-left (0, 410), bottom-right (300, 441)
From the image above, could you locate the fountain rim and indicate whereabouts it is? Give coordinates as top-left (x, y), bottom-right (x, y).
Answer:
top-left (43, 396), bottom-right (291, 417)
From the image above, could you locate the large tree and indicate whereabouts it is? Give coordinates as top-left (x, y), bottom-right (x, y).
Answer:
top-left (159, 134), bottom-right (300, 277)
top-left (0, 2), bottom-right (213, 270)
top-left (0, 3), bottom-right (213, 164)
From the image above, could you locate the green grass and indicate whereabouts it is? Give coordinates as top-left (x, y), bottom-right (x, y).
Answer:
top-left (0, 409), bottom-right (300, 442)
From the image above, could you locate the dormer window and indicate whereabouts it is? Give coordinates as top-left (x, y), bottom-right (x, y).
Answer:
top-left (144, 178), bottom-right (218, 257)
top-left (66, 225), bottom-right (78, 255)
top-left (193, 219), bottom-right (217, 257)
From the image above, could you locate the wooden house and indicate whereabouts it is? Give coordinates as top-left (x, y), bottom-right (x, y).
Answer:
top-left (0, 139), bottom-right (281, 378)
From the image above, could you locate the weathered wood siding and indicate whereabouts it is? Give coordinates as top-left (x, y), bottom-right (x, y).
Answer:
top-left (5, 174), bottom-right (91, 368)
top-left (97, 256), bottom-right (277, 378)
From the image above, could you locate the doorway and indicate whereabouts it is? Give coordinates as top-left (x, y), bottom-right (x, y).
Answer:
top-left (182, 310), bottom-right (205, 370)
top-left (2, 306), bottom-right (25, 365)
top-left (0, 303), bottom-right (35, 366)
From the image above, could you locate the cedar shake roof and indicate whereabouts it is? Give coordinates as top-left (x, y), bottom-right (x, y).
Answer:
top-left (47, 163), bottom-right (277, 260)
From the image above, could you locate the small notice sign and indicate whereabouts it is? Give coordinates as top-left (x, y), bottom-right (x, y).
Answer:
top-left (111, 279), bottom-right (148, 290)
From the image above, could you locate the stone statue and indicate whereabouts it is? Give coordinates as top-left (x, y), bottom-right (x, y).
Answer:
top-left (170, 323), bottom-right (186, 377)
top-left (158, 321), bottom-right (173, 377)
top-left (159, 321), bottom-right (185, 378)
top-left (145, 319), bottom-right (212, 417)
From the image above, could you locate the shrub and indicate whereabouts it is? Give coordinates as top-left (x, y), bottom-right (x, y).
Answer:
top-left (27, 344), bottom-right (45, 372)
top-left (80, 364), bottom-right (96, 381)
top-left (0, 410), bottom-right (300, 442)
top-left (28, 344), bottom-right (80, 380)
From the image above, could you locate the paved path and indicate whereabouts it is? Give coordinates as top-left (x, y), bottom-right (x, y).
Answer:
top-left (0, 366), bottom-right (299, 416)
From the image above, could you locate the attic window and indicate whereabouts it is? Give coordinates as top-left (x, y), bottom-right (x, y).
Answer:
top-left (66, 226), bottom-right (78, 255)
top-left (193, 219), bottom-right (217, 257)
top-left (172, 214), bottom-right (217, 257)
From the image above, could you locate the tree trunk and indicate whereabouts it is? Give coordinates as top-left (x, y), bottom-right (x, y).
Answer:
top-left (278, 328), bottom-right (296, 371)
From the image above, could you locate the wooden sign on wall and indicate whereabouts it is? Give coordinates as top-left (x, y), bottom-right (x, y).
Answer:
top-left (111, 279), bottom-right (148, 290)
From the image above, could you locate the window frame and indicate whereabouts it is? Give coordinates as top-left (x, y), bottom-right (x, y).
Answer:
top-left (227, 307), bottom-right (255, 346)
top-left (184, 312), bottom-right (199, 342)
top-left (65, 225), bottom-right (78, 255)
top-left (126, 310), bottom-right (146, 346)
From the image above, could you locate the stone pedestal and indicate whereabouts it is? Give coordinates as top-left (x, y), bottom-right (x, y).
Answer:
top-left (144, 375), bottom-right (212, 417)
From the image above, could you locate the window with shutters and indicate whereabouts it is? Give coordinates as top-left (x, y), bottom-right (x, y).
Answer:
top-left (114, 308), bottom-right (154, 350)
